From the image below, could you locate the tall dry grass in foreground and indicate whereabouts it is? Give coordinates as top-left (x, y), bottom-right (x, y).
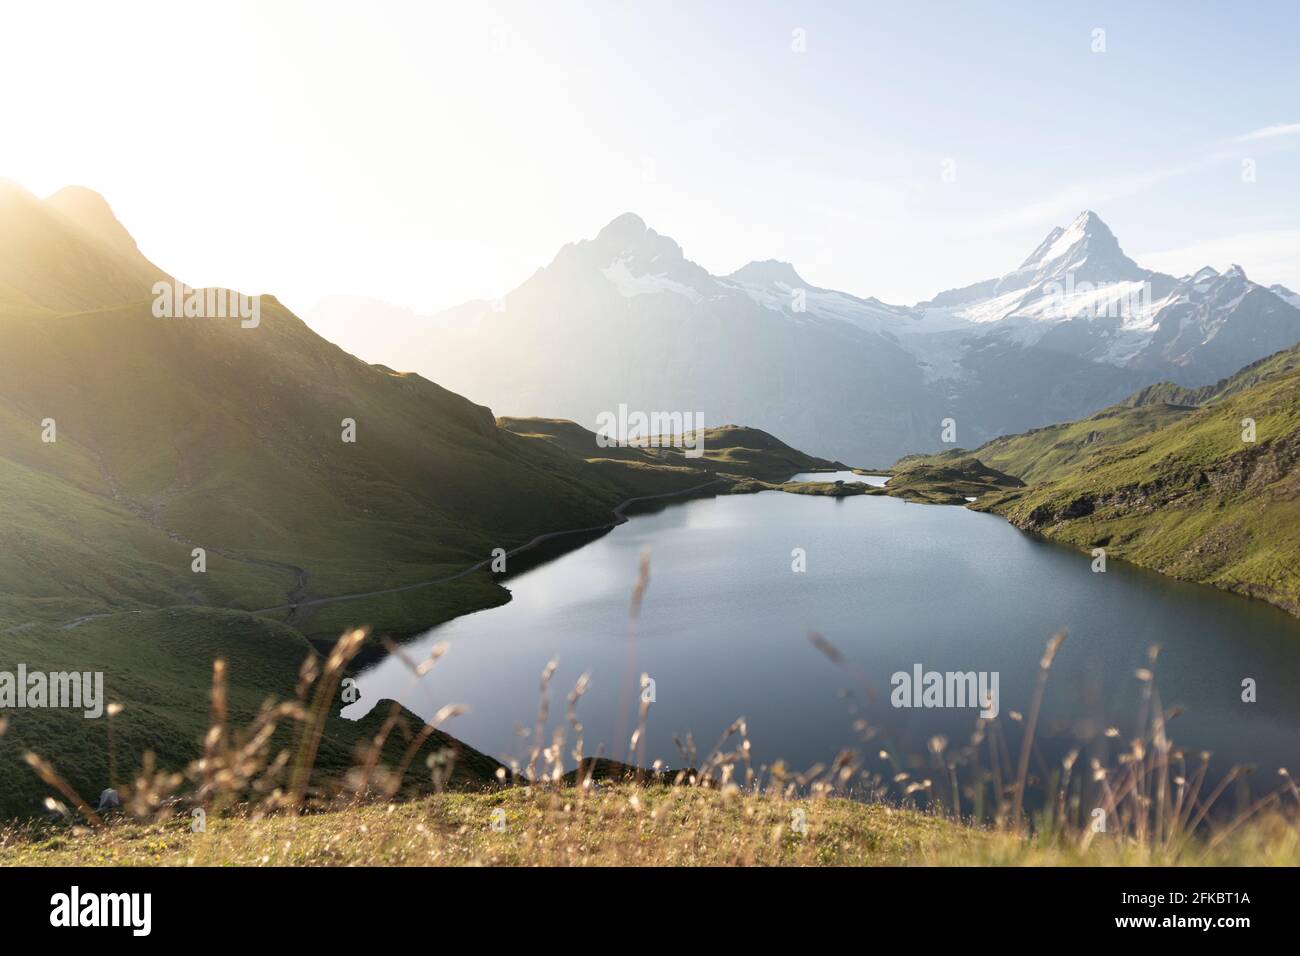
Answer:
top-left (804, 631), bottom-right (1300, 863)
top-left (4, 560), bottom-right (1299, 866)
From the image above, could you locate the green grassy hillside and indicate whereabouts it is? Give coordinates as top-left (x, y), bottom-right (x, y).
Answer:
top-left (978, 365), bottom-right (1300, 615)
top-left (0, 295), bottom-right (652, 632)
top-left (876, 457), bottom-right (1023, 503)
top-left (500, 417), bottom-right (844, 486)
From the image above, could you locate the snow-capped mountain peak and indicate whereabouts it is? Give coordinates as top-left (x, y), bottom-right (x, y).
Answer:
top-left (1018, 210), bottom-right (1108, 268)
top-left (552, 212), bottom-right (716, 303)
top-left (726, 259), bottom-right (810, 290)
top-left (591, 212), bottom-right (686, 267)
top-left (1017, 225), bottom-right (1066, 270)
top-left (559, 217), bottom-right (924, 334)
top-left (1014, 209), bottom-right (1141, 282)
top-left (922, 210), bottom-right (1149, 322)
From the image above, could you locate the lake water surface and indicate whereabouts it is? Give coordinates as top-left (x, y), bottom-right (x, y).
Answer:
top-left (344, 488), bottom-right (1300, 787)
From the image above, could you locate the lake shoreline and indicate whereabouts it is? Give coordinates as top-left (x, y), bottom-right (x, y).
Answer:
top-left (332, 456), bottom-right (1300, 674)
top-left (342, 479), bottom-right (1300, 794)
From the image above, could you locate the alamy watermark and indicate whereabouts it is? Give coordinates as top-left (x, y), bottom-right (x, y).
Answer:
top-left (0, 665), bottom-right (104, 718)
top-left (152, 280), bottom-right (260, 328)
top-left (891, 663), bottom-right (999, 718)
top-left (1040, 274), bottom-right (1152, 319)
top-left (49, 886), bottom-right (151, 936)
top-left (595, 404), bottom-right (705, 458)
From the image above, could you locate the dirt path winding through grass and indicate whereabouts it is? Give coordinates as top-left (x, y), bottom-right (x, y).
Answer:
top-left (26, 477), bottom-right (730, 634)
top-left (254, 477), bottom-right (730, 618)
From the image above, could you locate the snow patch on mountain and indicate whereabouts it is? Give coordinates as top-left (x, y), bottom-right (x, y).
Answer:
top-left (601, 257), bottom-right (706, 303)
top-left (722, 263), bottom-right (923, 333)
top-left (1269, 283), bottom-right (1300, 308)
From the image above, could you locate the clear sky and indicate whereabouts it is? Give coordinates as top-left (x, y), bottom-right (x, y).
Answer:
top-left (3, 0), bottom-right (1298, 315)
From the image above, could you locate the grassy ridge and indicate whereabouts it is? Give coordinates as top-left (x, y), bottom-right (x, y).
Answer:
top-left (895, 403), bottom-right (1193, 486)
top-left (0, 297), bottom-right (646, 635)
top-left (1, 296), bottom-right (840, 641)
top-left (978, 367), bottom-right (1300, 614)
top-left (4, 786), bottom-right (1298, 866)
top-left (876, 458), bottom-right (1024, 503)
top-left (1121, 339), bottom-right (1300, 408)
top-left (499, 417), bottom-right (843, 486)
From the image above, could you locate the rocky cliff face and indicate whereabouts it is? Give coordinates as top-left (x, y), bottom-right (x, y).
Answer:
top-left (1015, 428), bottom-right (1300, 535)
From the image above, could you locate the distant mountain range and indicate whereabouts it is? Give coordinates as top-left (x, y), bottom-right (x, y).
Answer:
top-left (310, 211), bottom-right (1300, 464)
